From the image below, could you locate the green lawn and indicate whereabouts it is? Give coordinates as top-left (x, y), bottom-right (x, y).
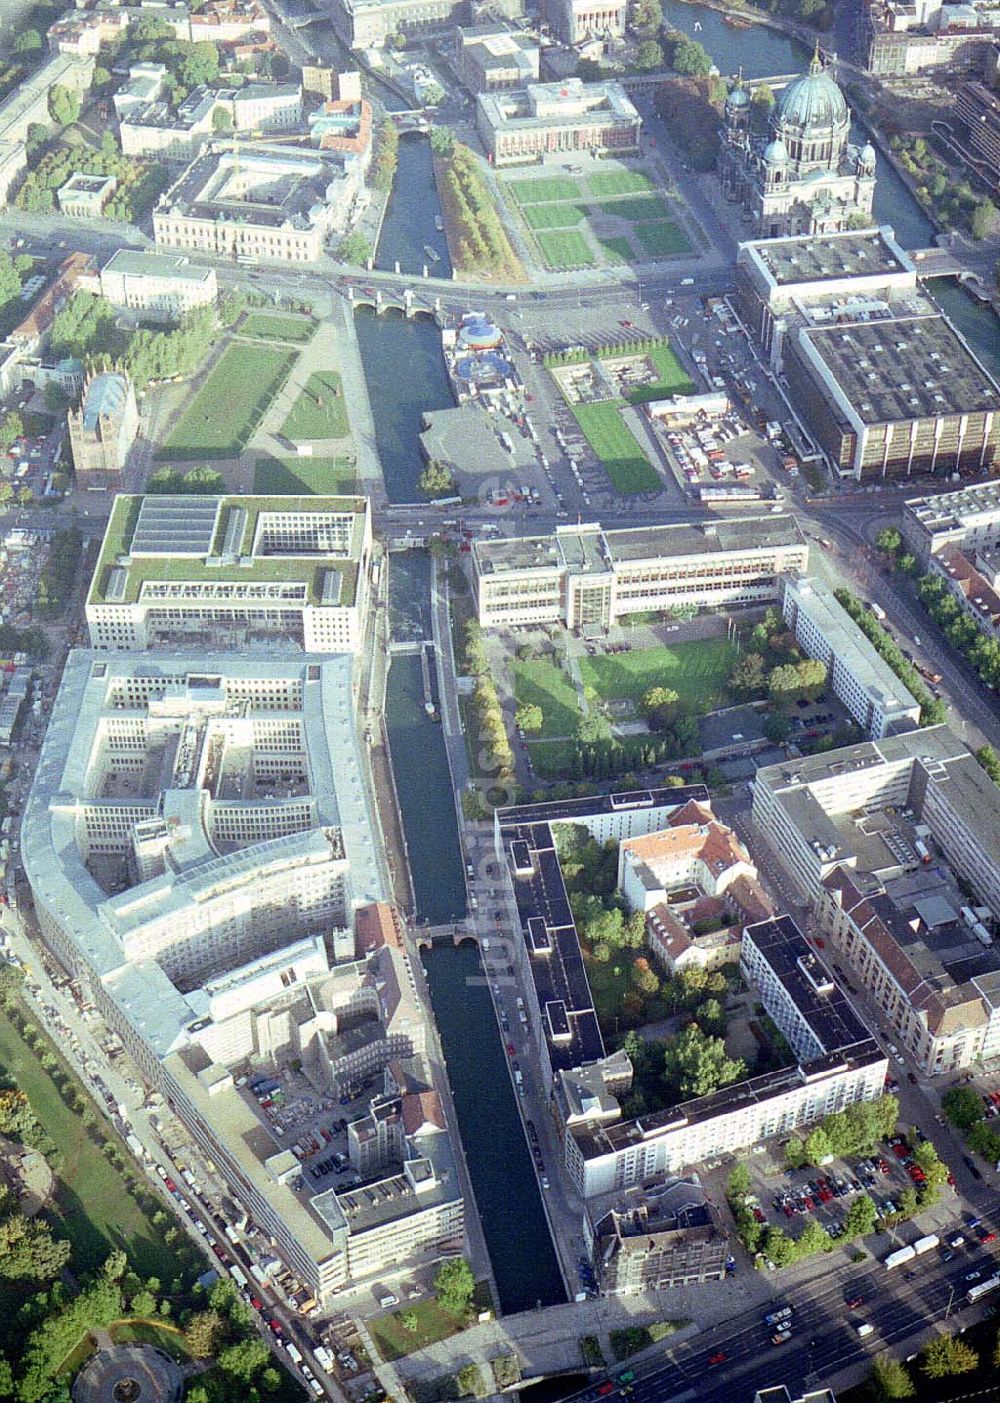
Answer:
top-left (585, 950), bottom-right (633, 1028)
top-left (253, 456), bottom-right (356, 495)
top-left (596, 235), bottom-right (634, 264)
top-left (536, 230), bottom-right (595, 269)
top-left (634, 220), bottom-right (692, 257)
top-left (587, 170), bottom-right (653, 197)
top-left (570, 402), bottom-right (659, 493)
top-left (524, 739), bottom-right (576, 777)
top-left (513, 658), bottom-right (581, 738)
top-left (508, 176), bottom-right (582, 203)
top-left (240, 313), bottom-right (315, 344)
top-left (110, 1320), bottom-right (192, 1361)
top-left (578, 638), bottom-right (736, 710)
top-left (619, 341), bottom-right (694, 405)
top-left (0, 1009), bottom-right (190, 1280)
top-left (523, 201), bottom-right (586, 230)
top-left (279, 370), bottom-right (349, 441)
top-left (160, 343), bottom-right (294, 460)
top-left (605, 194), bottom-right (673, 222)
top-left (367, 1299), bottom-right (470, 1362)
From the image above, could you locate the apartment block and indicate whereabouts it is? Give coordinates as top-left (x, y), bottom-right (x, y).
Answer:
top-left (588, 1179), bottom-right (728, 1294)
top-left (780, 575), bottom-right (921, 737)
top-left (477, 79), bottom-right (640, 167)
top-left (562, 916), bottom-right (885, 1197)
top-left (954, 81), bottom-right (1000, 186)
top-left (85, 494), bottom-right (372, 655)
top-left (902, 480), bottom-right (1000, 566)
top-left (473, 518), bottom-right (808, 631)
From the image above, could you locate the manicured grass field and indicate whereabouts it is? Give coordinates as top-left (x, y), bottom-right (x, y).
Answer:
top-left (578, 637), bottom-right (736, 711)
top-left (570, 401), bottom-right (659, 493)
top-left (110, 1321), bottom-right (192, 1361)
top-left (160, 343), bottom-right (294, 459)
top-left (513, 658), bottom-right (581, 738)
top-left (587, 170), bottom-right (653, 197)
top-left (596, 236), bottom-right (634, 264)
top-left (253, 456), bottom-right (357, 495)
top-left (508, 176), bottom-right (582, 204)
top-left (537, 229), bottom-right (595, 269)
top-left (0, 1009), bottom-right (190, 1280)
top-left (605, 194), bottom-right (673, 223)
top-left (279, 370), bottom-right (349, 440)
top-left (524, 738), bottom-right (575, 777)
top-left (241, 313), bottom-right (315, 344)
top-left (523, 201), bottom-right (586, 230)
top-left (619, 342), bottom-right (694, 405)
top-left (635, 219), bottom-right (692, 257)
top-left (367, 1299), bottom-right (470, 1362)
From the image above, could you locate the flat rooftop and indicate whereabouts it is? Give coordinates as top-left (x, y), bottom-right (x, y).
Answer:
top-left (475, 517), bottom-right (804, 576)
top-left (745, 227), bottom-right (910, 287)
top-left (160, 144), bottom-right (341, 233)
top-left (784, 575), bottom-right (920, 718)
top-left (757, 724), bottom-right (966, 795)
top-left (796, 314), bottom-right (1000, 426)
top-left (498, 786), bottom-right (709, 828)
top-left (102, 249), bottom-right (217, 285)
top-left (89, 494), bottom-right (367, 608)
top-left (905, 480), bottom-right (1000, 536)
top-left (747, 914), bottom-right (872, 1055)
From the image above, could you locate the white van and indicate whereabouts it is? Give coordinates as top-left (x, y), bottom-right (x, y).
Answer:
top-left (856, 1323), bottom-right (874, 1339)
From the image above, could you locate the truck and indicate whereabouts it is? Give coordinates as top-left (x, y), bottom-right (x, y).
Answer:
top-left (868, 602), bottom-right (887, 622)
top-left (286, 1343), bottom-right (304, 1366)
top-left (230, 1265), bottom-right (248, 1288)
top-left (914, 839), bottom-right (931, 863)
top-left (125, 1132), bottom-right (146, 1160)
top-left (224, 1225), bottom-right (241, 1245)
top-left (884, 1245), bottom-right (916, 1270)
top-left (913, 1233), bottom-right (940, 1256)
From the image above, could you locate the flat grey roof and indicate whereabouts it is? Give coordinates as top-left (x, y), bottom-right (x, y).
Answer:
top-left (746, 914), bottom-right (871, 1054)
top-left (746, 228), bottom-right (908, 286)
top-left (798, 315), bottom-right (1000, 426)
top-left (102, 249), bottom-right (216, 285)
top-left (132, 496), bottom-right (221, 556)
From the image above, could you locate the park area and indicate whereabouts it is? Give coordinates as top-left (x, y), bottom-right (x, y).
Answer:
top-left (240, 312), bottom-right (315, 344)
top-left (159, 342), bottom-right (295, 460)
top-left (578, 637), bottom-right (735, 713)
top-left (280, 370), bottom-right (349, 441)
top-left (505, 167), bottom-right (693, 270)
top-left (254, 456), bottom-right (356, 495)
top-left (570, 402), bottom-right (659, 494)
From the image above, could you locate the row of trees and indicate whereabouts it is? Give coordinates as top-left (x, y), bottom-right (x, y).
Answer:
top-left (918, 574), bottom-right (1000, 692)
top-left (542, 336), bottom-right (674, 369)
top-left (941, 1085), bottom-right (1000, 1168)
top-left (463, 619), bottom-right (514, 778)
top-left (15, 130), bottom-right (170, 223)
top-left (868, 1328), bottom-right (985, 1400)
top-left (36, 529), bottom-right (81, 617)
top-left (833, 586), bottom-right (946, 724)
top-left (372, 119), bottom-right (399, 194)
top-left (783, 1095), bottom-right (900, 1167)
top-left (50, 292), bottom-right (219, 393)
top-left (889, 134), bottom-right (997, 240)
top-left (441, 145), bottom-right (520, 281)
top-left (654, 77), bottom-right (724, 172)
top-left (147, 467), bottom-right (225, 495)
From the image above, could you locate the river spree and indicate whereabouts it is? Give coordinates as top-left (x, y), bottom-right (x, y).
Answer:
top-left (352, 307), bottom-right (453, 503)
top-left (377, 135), bottom-right (453, 279)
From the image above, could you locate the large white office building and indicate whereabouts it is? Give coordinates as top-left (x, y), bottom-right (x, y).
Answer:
top-left (85, 495), bottom-right (373, 655)
top-left (473, 518), bottom-right (808, 631)
top-left (92, 250), bottom-right (219, 321)
top-left (780, 575), bottom-right (921, 738)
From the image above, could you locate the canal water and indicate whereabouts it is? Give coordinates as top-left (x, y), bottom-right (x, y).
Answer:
top-left (352, 307), bottom-right (454, 503)
top-left (383, 550), bottom-right (567, 1313)
top-left (376, 135), bottom-right (453, 279)
top-left (661, 0), bottom-right (935, 247)
top-left (930, 279), bottom-right (1000, 381)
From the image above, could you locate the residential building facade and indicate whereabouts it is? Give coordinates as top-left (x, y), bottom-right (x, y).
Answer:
top-left (780, 575), bottom-right (922, 737)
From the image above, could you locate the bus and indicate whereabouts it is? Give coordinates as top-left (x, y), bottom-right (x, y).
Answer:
top-left (967, 1274), bottom-right (1000, 1304)
top-left (884, 1245), bottom-right (916, 1271)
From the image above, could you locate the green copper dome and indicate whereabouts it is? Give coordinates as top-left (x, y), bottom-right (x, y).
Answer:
top-left (774, 54), bottom-right (848, 134)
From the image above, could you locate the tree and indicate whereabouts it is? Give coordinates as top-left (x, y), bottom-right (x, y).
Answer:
top-left (730, 651), bottom-right (766, 694)
top-left (399, 1310), bottom-right (419, 1332)
top-left (966, 1120), bottom-right (1000, 1162)
top-left (0, 1359), bottom-right (13, 1398)
top-left (727, 1162), bottom-right (752, 1199)
top-left (0, 413), bottom-right (23, 452)
top-left (768, 658), bottom-right (828, 702)
top-left (762, 711), bottom-right (791, 743)
top-left (921, 1333), bottom-right (977, 1378)
top-left (212, 105), bottom-right (234, 133)
top-left (418, 460), bottom-right (456, 498)
top-left (180, 41), bottom-right (221, 89)
top-left (575, 711), bottom-right (612, 744)
top-left (47, 86), bottom-right (81, 129)
top-left (435, 1257), bottom-right (475, 1315)
top-left (102, 1248), bottom-right (128, 1282)
top-left (515, 703), bottom-right (543, 734)
top-left (14, 30), bottom-right (42, 54)
top-left (868, 1355), bottom-right (915, 1400)
top-left (633, 0), bottom-right (663, 30)
top-left (971, 199), bottom-right (998, 241)
top-left (632, 958), bottom-right (659, 997)
top-left (92, 66), bottom-right (113, 92)
top-left (430, 126), bottom-right (455, 156)
top-left (975, 745), bottom-right (1000, 786)
top-left (457, 1363), bottom-right (486, 1398)
top-left (876, 527), bottom-right (902, 555)
top-left (842, 1193), bottom-right (878, 1240)
top-left (668, 33), bottom-right (712, 75)
top-left (641, 686), bottom-right (679, 718)
top-left (337, 231), bottom-right (372, 266)
top-left (0, 1213), bottom-right (70, 1283)
top-left (218, 289), bottom-right (246, 327)
top-left (636, 39), bottom-right (664, 71)
top-left (184, 1309), bottom-right (228, 1358)
top-left (804, 1126), bottom-right (832, 1165)
top-left (662, 1025), bottom-right (744, 1099)
top-left (217, 1338), bottom-right (270, 1383)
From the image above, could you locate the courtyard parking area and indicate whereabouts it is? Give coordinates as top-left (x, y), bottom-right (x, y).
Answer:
top-left (504, 164), bottom-right (693, 270)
